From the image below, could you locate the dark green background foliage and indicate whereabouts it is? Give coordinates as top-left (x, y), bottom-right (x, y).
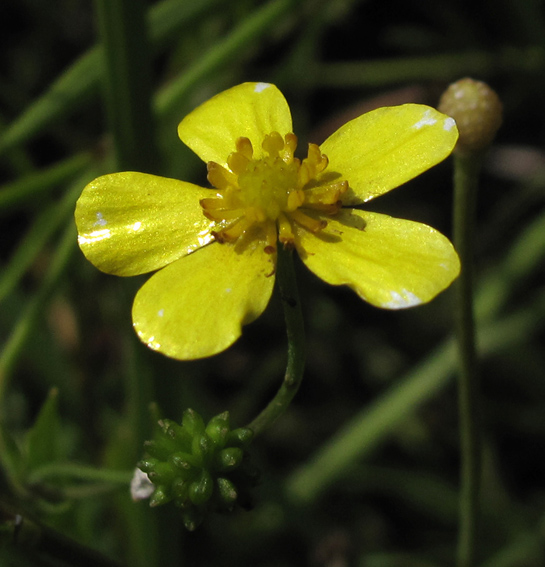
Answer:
top-left (1, 0), bottom-right (545, 566)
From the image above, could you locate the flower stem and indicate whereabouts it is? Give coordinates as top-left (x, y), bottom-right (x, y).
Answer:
top-left (453, 151), bottom-right (483, 567)
top-left (247, 245), bottom-right (306, 437)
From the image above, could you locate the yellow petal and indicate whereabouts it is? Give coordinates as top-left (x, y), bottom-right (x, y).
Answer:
top-left (319, 104), bottom-right (458, 205)
top-left (132, 241), bottom-right (275, 360)
top-left (75, 172), bottom-right (215, 276)
top-left (178, 82), bottom-right (292, 167)
top-left (295, 209), bottom-right (460, 309)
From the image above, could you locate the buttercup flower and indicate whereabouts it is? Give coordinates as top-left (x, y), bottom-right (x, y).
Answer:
top-left (75, 82), bottom-right (460, 360)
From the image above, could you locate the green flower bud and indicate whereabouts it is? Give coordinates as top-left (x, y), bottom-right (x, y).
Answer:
top-left (226, 427), bottom-right (254, 448)
top-left (438, 77), bottom-right (502, 154)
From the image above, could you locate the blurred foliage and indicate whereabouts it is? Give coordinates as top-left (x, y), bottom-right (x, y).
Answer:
top-left (1, 0), bottom-right (545, 565)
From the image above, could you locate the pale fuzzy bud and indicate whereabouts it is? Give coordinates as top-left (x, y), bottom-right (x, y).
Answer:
top-left (438, 78), bottom-right (503, 154)
top-left (130, 467), bottom-right (155, 501)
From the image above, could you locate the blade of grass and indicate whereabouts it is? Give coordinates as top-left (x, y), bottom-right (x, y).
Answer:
top-left (286, 294), bottom-right (545, 504)
top-left (94, 0), bottom-right (158, 172)
top-left (0, 152), bottom-right (91, 212)
top-left (155, 0), bottom-right (296, 119)
top-left (0, 0), bottom-right (223, 157)
top-left (0, 171), bottom-right (95, 304)
top-left (0, 217), bottom-right (78, 404)
top-left (306, 47), bottom-right (545, 89)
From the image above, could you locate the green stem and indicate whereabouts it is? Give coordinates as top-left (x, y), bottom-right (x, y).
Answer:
top-left (0, 152), bottom-right (91, 212)
top-left (453, 151), bottom-right (483, 567)
top-left (247, 244), bottom-right (306, 437)
top-left (27, 463), bottom-right (132, 486)
top-left (94, 0), bottom-right (159, 173)
top-left (0, 501), bottom-right (124, 567)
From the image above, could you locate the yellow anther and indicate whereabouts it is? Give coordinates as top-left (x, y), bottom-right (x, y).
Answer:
top-left (235, 137), bottom-right (254, 160)
top-left (262, 131), bottom-right (285, 156)
top-left (285, 133), bottom-right (297, 156)
top-left (207, 162), bottom-right (237, 191)
top-left (203, 131), bottom-right (341, 252)
top-left (304, 144), bottom-right (328, 177)
top-left (228, 151), bottom-right (250, 176)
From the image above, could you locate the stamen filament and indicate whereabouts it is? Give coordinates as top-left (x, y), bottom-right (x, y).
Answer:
top-left (290, 210), bottom-right (327, 233)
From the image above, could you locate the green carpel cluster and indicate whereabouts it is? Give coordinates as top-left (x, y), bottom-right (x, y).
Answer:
top-left (138, 409), bottom-right (257, 530)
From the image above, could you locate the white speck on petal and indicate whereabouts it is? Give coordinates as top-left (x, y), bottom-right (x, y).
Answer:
top-left (382, 290), bottom-right (422, 309)
top-left (137, 330), bottom-right (162, 351)
top-left (78, 228), bottom-right (111, 245)
top-left (254, 82), bottom-right (271, 93)
top-left (94, 212), bottom-right (107, 226)
top-left (130, 221), bottom-right (142, 231)
top-left (157, 309), bottom-right (164, 317)
top-left (413, 109), bottom-right (437, 129)
top-left (443, 117), bottom-right (456, 131)
top-left (225, 288), bottom-right (232, 293)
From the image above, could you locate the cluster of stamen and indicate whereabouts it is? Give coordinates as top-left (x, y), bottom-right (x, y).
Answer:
top-left (200, 132), bottom-right (347, 253)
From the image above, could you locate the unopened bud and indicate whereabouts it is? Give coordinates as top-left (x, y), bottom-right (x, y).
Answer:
top-left (438, 78), bottom-right (502, 154)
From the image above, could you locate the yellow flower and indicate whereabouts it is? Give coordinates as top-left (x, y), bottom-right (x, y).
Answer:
top-left (75, 82), bottom-right (460, 360)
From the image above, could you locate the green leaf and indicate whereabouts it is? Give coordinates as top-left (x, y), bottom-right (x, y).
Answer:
top-left (24, 388), bottom-right (62, 472)
top-left (0, 423), bottom-right (26, 496)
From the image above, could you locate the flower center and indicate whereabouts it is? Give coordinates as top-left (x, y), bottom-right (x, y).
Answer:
top-left (200, 132), bottom-right (347, 253)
